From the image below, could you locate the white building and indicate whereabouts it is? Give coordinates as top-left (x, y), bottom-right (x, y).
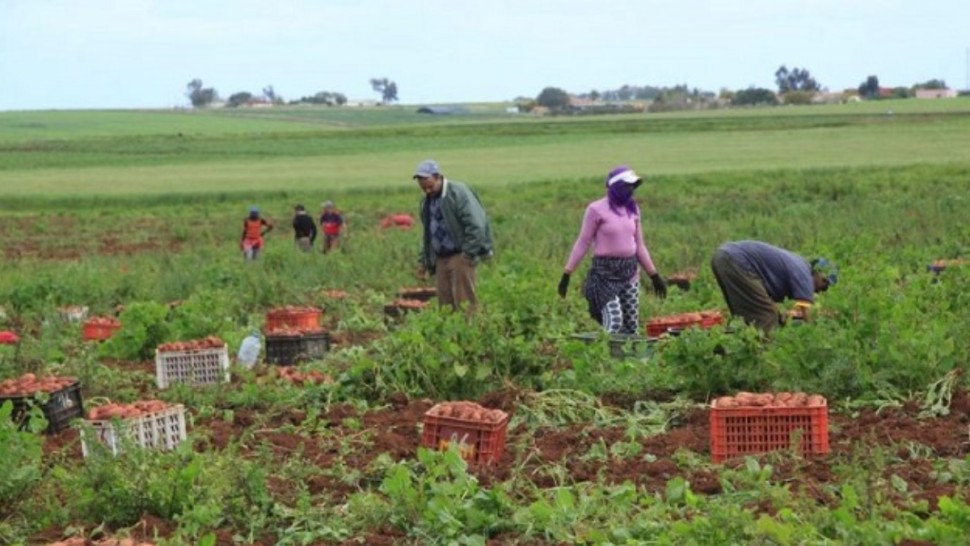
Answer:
top-left (915, 89), bottom-right (957, 99)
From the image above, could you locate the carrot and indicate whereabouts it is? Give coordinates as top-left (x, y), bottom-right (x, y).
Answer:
top-left (806, 395), bottom-right (826, 407)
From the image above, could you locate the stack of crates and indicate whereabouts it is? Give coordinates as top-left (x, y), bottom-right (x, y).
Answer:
top-left (264, 306), bottom-right (329, 365)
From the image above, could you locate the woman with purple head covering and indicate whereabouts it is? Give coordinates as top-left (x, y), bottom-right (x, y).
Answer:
top-left (558, 165), bottom-right (667, 334)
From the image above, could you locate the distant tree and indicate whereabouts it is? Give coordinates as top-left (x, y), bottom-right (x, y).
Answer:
top-left (516, 99), bottom-right (537, 112)
top-left (185, 79), bottom-right (218, 108)
top-left (536, 87), bottom-right (570, 109)
top-left (782, 90), bottom-right (814, 105)
top-left (634, 86), bottom-right (663, 100)
top-left (732, 87), bottom-right (778, 106)
top-left (588, 90), bottom-right (601, 101)
top-left (293, 90), bottom-right (349, 106)
top-left (891, 87), bottom-right (911, 99)
top-left (262, 85), bottom-right (281, 103)
top-left (774, 65), bottom-right (821, 93)
top-left (227, 91), bottom-right (254, 108)
top-left (858, 75), bottom-right (880, 99)
top-left (913, 79), bottom-right (947, 90)
top-left (313, 91), bottom-right (336, 105)
top-left (617, 85), bottom-right (633, 101)
top-left (370, 77), bottom-right (399, 104)
top-left (384, 81), bottom-right (398, 103)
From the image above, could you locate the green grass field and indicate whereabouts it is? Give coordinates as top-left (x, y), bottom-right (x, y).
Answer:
top-left (2, 99), bottom-right (970, 203)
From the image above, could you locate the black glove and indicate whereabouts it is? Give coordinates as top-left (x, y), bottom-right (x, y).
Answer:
top-left (649, 273), bottom-right (667, 299)
top-left (558, 273), bottom-right (570, 298)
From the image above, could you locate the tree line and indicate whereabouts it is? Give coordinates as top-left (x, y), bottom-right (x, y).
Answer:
top-left (530, 65), bottom-right (959, 113)
top-left (184, 77), bottom-right (399, 108)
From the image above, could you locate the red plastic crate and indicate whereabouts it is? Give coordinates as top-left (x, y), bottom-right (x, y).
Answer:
top-left (265, 307), bottom-right (322, 332)
top-left (646, 310), bottom-right (723, 338)
top-left (709, 399), bottom-right (829, 462)
top-left (82, 317), bottom-right (121, 341)
top-left (421, 409), bottom-right (509, 465)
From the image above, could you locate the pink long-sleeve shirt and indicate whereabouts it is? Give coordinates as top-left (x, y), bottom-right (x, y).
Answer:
top-left (563, 197), bottom-right (658, 280)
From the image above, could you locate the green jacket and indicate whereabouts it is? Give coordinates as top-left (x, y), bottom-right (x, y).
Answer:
top-left (419, 179), bottom-right (494, 273)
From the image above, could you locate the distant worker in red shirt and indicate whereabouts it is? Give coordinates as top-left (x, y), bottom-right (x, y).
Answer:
top-left (241, 206), bottom-right (274, 261)
top-left (319, 201), bottom-right (345, 254)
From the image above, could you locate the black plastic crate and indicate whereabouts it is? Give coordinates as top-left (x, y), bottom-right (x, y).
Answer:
top-left (265, 333), bottom-right (330, 365)
top-left (396, 287), bottom-right (437, 302)
top-left (0, 381), bottom-right (84, 433)
top-left (302, 332), bottom-right (330, 360)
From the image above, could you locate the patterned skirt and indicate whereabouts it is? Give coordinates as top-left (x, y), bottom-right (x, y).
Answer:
top-left (583, 256), bottom-right (637, 324)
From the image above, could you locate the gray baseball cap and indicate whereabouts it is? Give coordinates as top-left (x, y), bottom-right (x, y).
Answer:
top-left (413, 159), bottom-right (440, 179)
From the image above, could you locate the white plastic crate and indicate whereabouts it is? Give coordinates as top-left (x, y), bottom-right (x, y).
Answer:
top-left (155, 345), bottom-right (230, 388)
top-left (81, 405), bottom-right (187, 457)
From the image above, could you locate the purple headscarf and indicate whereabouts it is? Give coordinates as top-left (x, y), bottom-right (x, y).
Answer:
top-left (605, 165), bottom-right (642, 216)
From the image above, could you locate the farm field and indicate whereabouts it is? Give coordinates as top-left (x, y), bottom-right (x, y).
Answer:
top-left (1, 101), bottom-right (970, 545)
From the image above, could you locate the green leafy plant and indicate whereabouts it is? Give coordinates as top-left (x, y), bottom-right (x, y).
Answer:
top-left (376, 447), bottom-right (512, 541)
top-left (100, 301), bottom-right (170, 360)
top-left (658, 324), bottom-right (767, 397)
top-left (0, 401), bottom-right (45, 514)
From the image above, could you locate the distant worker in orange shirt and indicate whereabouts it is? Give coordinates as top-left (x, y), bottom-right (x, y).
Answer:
top-left (319, 201), bottom-right (345, 254)
top-left (241, 206), bottom-right (274, 261)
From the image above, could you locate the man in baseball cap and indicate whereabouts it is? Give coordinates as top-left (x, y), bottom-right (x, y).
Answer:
top-left (413, 159), bottom-right (493, 312)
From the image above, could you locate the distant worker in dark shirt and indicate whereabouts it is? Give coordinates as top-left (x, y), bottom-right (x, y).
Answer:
top-left (241, 206), bottom-right (274, 261)
top-left (292, 204), bottom-right (317, 252)
top-left (710, 240), bottom-right (837, 332)
top-left (319, 201), bottom-right (345, 254)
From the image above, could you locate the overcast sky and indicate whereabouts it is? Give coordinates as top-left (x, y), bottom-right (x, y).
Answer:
top-left (2, 0), bottom-right (968, 111)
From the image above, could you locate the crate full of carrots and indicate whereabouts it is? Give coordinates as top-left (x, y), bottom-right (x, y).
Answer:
top-left (0, 373), bottom-right (83, 433)
top-left (422, 401), bottom-right (509, 465)
top-left (709, 391), bottom-right (828, 463)
top-left (81, 400), bottom-right (187, 457)
top-left (154, 337), bottom-right (229, 388)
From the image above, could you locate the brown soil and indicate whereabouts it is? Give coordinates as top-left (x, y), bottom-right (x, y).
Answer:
top-left (37, 389), bottom-right (970, 544)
